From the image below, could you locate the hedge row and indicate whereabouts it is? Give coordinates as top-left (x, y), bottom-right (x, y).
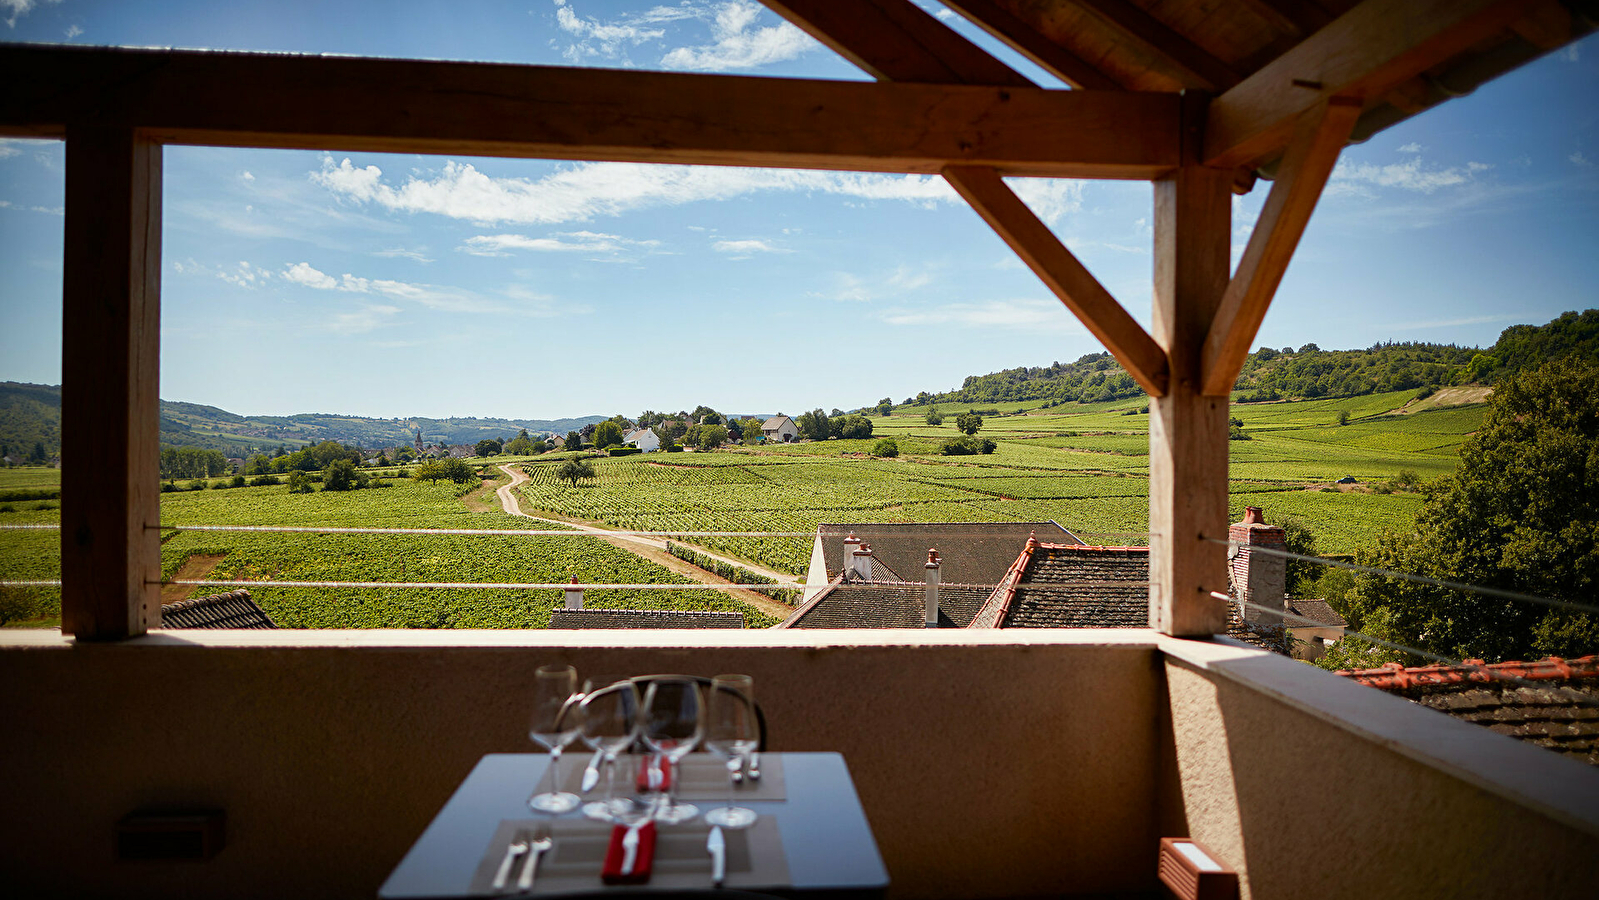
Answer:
top-left (665, 541), bottom-right (801, 607)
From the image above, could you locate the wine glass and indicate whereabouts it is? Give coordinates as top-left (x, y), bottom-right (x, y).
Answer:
top-left (638, 677), bottom-right (704, 824)
top-left (578, 678), bottom-right (641, 822)
top-left (703, 674), bottom-right (759, 829)
top-left (527, 664), bottom-right (581, 814)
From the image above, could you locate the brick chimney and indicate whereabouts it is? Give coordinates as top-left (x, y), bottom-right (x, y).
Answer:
top-left (924, 549), bottom-right (942, 628)
top-left (852, 542), bottom-right (875, 581)
top-left (564, 575), bottom-right (583, 610)
top-left (1229, 507), bottom-right (1285, 623)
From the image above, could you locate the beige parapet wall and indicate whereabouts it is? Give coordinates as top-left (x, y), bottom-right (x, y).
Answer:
top-left (0, 629), bottom-right (1594, 899)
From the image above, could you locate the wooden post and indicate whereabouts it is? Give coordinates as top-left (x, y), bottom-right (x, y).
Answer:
top-left (1149, 96), bottom-right (1230, 637)
top-left (60, 127), bottom-right (162, 639)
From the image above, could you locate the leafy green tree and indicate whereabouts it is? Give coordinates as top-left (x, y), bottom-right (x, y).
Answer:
top-left (954, 411), bottom-right (983, 435)
top-left (1278, 515), bottom-right (1318, 597)
top-left (737, 417), bottom-right (764, 445)
top-left (1337, 410), bottom-right (1351, 426)
top-left (503, 435), bottom-right (534, 455)
top-left (1228, 417), bottom-right (1251, 441)
top-left (558, 458), bottom-right (596, 487)
top-left (831, 414), bottom-right (873, 439)
top-left (244, 453), bottom-right (272, 476)
top-left (877, 398), bottom-right (893, 416)
top-left (726, 419), bottom-right (743, 441)
top-left (1324, 359), bottom-right (1599, 666)
top-left (475, 438), bottom-right (502, 457)
top-left (287, 470), bottom-right (313, 493)
top-left (441, 457), bottom-right (476, 484)
top-left (28, 441), bottom-right (46, 464)
top-left (529, 439), bottom-right (549, 454)
top-left (925, 407), bottom-right (943, 426)
top-left (564, 431), bottom-right (583, 452)
top-left (593, 420), bottom-right (625, 449)
top-left (412, 461), bottom-right (446, 484)
top-left (697, 424), bottom-right (728, 451)
top-left (796, 409), bottom-right (831, 441)
top-left (323, 458), bottom-right (358, 491)
top-left (871, 437), bottom-right (899, 458)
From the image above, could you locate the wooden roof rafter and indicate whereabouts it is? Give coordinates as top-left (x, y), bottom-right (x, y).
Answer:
top-left (938, 0), bottom-right (1125, 90)
top-left (1062, 0), bottom-right (1244, 91)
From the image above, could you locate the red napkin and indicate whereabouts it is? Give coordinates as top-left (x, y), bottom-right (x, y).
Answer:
top-left (601, 822), bottom-right (657, 885)
top-left (635, 753), bottom-right (673, 792)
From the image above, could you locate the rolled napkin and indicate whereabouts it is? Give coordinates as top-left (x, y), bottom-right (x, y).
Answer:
top-left (601, 821), bottom-right (657, 884)
top-left (634, 753), bottom-right (673, 793)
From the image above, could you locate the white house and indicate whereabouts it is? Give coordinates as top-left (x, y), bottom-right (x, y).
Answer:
top-left (624, 427), bottom-right (660, 453)
top-left (761, 415), bottom-right (798, 443)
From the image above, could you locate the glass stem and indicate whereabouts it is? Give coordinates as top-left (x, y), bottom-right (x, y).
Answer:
top-left (726, 754), bottom-right (739, 813)
top-left (550, 746), bottom-right (562, 794)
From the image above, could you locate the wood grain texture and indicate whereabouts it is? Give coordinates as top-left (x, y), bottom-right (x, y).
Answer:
top-left (943, 165), bottom-right (1169, 397)
top-left (59, 127), bottom-right (161, 640)
top-left (1065, 0), bottom-right (1242, 90)
top-left (1149, 159), bottom-right (1232, 638)
top-left (1200, 96), bottom-right (1360, 396)
top-left (1204, 0), bottom-right (1531, 168)
top-left (0, 45), bottom-right (1178, 179)
top-left (940, 0), bottom-right (1125, 89)
top-left (765, 0), bottom-right (1034, 86)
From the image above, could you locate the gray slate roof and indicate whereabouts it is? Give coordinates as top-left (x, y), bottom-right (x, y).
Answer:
top-left (815, 522), bottom-right (1078, 589)
top-left (160, 589), bottom-right (277, 630)
top-left (1287, 598), bottom-right (1347, 627)
top-left (548, 608), bottom-right (744, 629)
top-left (783, 579), bottom-right (996, 629)
top-left (999, 546), bottom-right (1150, 628)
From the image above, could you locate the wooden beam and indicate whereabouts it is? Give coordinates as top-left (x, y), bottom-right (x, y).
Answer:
top-left (939, 0), bottom-right (1125, 90)
top-left (944, 165), bottom-right (1169, 397)
top-left (1205, 0), bottom-right (1533, 169)
top-left (1200, 97), bottom-right (1360, 397)
top-left (1150, 95), bottom-right (1232, 638)
top-left (1066, 0), bottom-right (1242, 90)
top-left (762, 0), bottom-right (1034, 86)
top-left (1235, 0), bottom-right (1336, 38)
top-left (60, 127), bottom-right (162, 640)
top-left (0, 44), bottom-right (1178, 180)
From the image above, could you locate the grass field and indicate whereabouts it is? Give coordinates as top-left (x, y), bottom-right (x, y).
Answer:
top-left (1, 391), bottom-right (1484, 628)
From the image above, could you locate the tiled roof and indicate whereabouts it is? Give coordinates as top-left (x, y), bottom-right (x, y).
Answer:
top-left (815, 522), bottom-right (1078, 589)
top-left (968, 543), bottom-right (1149, 629)
top-left (1339, 656), bottom-right (1599, 767)
top-left (1286, 598), bottom-right (1346, 628)
top-left (160, 589), bottom-right (277, 630)
top-left (780, 575), bottom-right (996, 629)
top-left (761, 416), bottom-right (793, 430)
top-left (548, 609), bottom-right (744, 629)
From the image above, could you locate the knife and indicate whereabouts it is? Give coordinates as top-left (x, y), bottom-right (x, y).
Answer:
top-left (580, 748), bottom-right (605, 793)
top-left (707, 825), bottom-right (726, 886)
top-left (621, 822), bottom-right (643, 876)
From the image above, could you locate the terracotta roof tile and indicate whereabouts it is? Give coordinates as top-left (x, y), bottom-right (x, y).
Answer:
top-left (1286, 598), bottom-right (1346, 627)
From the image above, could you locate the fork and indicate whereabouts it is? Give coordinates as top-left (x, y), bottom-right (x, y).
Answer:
top-left (517, 827), bottom-right (553, 892)
top-left (491, 836), bottom-right (529, 891)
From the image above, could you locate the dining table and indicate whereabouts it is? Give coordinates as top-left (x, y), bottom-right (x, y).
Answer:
top-left (379, 751), bottom-right (888, 899)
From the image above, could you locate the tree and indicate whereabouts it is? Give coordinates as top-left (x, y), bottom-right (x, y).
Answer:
top-left (503, 434), bottom-right (534, 455)
top-left (558, 458), bottom-right (596, 487)
top-left (871, 437), bottom-right (899, 458)
top-left (287, 470), bottom-right (313, 493)
top-left (1337, 410), bottom-right (1351, 426)
top-left (831, 414), bottom-right (873, 439)
top-left (1278, 515), bottom-right (1318, 597)
top-left (954, 411), bottom-right (983, 435)
top-left (412, 461), bottom-right (446, 484)
top-left (726, 419), bottom-right (743, 441)
top-left (796, 409), bottom-right (831, 442)
top-left (323, 458), bottom-right (358, 491)
top-left (593, 420), bottom-right (625, 449)
top-left (1324, 360), bottom-right (1599, 666)
top-left (925, 407), bottom-right (943, 426)
top-left (475, 438), bottom-right (502, 457)
top-left (877, 397), bottom-right (893, 416)
top-left (564, 431), bottom-right (583, 452)
top-left (697, 424), bottom-right (728, 451)
top-left (1228, 416), bottom-right (1251, 441)
top-left (441, 457), bottom-right (476, 484)
top-left (737, 417), bottom-right (764, 445)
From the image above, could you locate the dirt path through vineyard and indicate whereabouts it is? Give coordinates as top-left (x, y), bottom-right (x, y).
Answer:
top-left (494, 464), bottom-right (795, 619)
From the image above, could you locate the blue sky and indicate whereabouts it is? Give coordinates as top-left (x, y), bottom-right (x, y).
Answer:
top-left (1, 1), bottom-right (1595, 420)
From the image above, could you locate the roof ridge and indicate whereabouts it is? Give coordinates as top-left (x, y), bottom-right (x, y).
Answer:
top-left (1338, 655), bottom-right (1599, 689)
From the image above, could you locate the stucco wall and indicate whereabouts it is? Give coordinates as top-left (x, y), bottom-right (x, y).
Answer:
top-left (0, 630), bottom-right (1162, 900)
top-left (1160, 640), bottom-right (1599, 900)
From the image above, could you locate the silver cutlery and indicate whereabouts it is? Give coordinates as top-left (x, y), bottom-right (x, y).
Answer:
top-left (747, 751), bottom-right (761, 781)
top-left (580, 747), bottom-right (605, 793)
top-left (620, 821), bottom-right (644, 876)
top-left (707, 825), bottom-right (726, 886)
top-left (492, 836), bottom-right (529, 891)
top-left (517, 828), bottom-right (552, 893)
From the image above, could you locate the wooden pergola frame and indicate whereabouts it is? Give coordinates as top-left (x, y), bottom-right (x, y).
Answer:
top-left (0, 0), bottom-right (1564, 640)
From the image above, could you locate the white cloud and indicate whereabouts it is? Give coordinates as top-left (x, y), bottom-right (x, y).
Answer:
top-left (329, 304), bottom-right (402, 335)
top-left (816, 266), bottom-right (935, 302)
top-left (283, 261), bottom-right (338, 290)
top-left (935, 8), bottom-right (957, 21)
top-left (373, 247), bottom-right (435, 263)
top-left (1009, 178), bottom-right (1087, 225)
top-left (1571, 151), bottom-right (1591, 167)
top-left (660, 0), bottom-right (819, 71)
top-left (63, 23), bottom-right (80, 38)
top-left (240, 170), bottom-right (255, 182)
top-left (1560, 44), bottom-right (1580, 63)
top-left (502, 283), bottom-right (592, 317)
top-left (1327, 155), bottom-right (1491, 198)
top-left (712, 238), bottom-right (784, 256)
top-left (2, 0), bottom-right (59, 29)
top-left (462, 230), bottom-right (660, 257)
top-left (879, 298), bottom-right (1080, 332)
top-left (0, 139), bottom-right (23, 159)
top-left (552, 0), bottom-right (683, 63)
top-left (313, 156), bottom-right (962, 225)
top-left (219, 261), bottom-right (271, 288)
top-left (1397, 142), bottom-right (1424, 153)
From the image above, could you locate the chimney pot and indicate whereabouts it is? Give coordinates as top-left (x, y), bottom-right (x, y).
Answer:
top-left (924, 547), bottom-right (942, 628)
top-left (564, 575), bottom-right (583, 610)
